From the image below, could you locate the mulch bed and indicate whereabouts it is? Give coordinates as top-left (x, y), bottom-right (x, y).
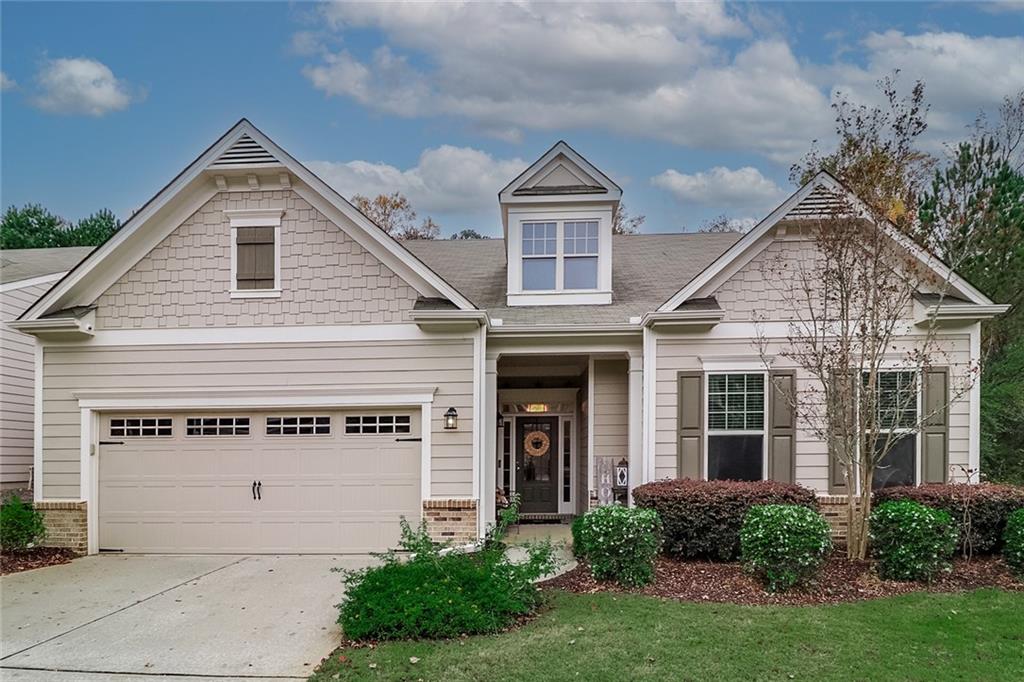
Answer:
top-left (1, 547), bottom-right (77, 575)
top-left (541, 554), bottom-right (1024, 605)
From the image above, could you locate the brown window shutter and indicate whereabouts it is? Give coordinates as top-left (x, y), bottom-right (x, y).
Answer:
top-left (921, 367), bottom-right (949, 483)
top-left (236, 226), bottom-right (276, 290)
top-left (768, 371), bottom-right (796, 483)
top-left (828, 371), bottom-right (853, 493)
top-left (677, 372), bottom-right (703, 479)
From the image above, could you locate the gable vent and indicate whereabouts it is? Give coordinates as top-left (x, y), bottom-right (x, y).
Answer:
top-left (785, 185), bottom-right (851, 219)
top-left (209, 134), bottom-right (279, 168)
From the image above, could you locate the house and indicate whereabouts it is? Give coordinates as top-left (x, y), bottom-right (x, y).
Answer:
top-left (10, 120), bottom-right (1008, 555)
top-left (1, 247), bottom-right (94, 493)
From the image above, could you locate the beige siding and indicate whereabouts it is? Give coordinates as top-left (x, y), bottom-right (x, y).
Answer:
top-left (655, 334), bottom-right (972, 492)
top-left (94, 190), bottom-right (420, 329)
top-left (593, 359), bottom-right (628, 460)
top-left (40, 338), bottom-right (474, 499)
top-left (1, 282), bottom-right (51, 490)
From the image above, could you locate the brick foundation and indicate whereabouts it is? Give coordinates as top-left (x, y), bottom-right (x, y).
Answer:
top-left (818, 495), bottom-right (861, 544)
top-left (423, 499), bottom-right (478, 544)
top-left (36, 501), bottom-right (87, 554)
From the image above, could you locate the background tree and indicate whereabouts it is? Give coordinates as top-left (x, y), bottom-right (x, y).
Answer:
top-left (351, 192), bottom-right (439, 240)
top-left (450, 229), bottom-right (485, 240)
top-left (697, 214), bottom-right (744, 233)
top-left (1, 204), bottom-right (120, 249)
top-left (612, 202), bottom-right (645, 235)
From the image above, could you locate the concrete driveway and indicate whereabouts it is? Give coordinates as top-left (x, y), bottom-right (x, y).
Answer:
top-left (1, 554), bottom-right (373, 681)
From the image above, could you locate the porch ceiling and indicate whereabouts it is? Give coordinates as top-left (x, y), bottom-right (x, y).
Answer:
top-left (498, 354), bottom-right (589, 378)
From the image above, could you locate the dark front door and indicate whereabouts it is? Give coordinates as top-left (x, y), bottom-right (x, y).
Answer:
top-left (516, 417), bottom-right (559, 514)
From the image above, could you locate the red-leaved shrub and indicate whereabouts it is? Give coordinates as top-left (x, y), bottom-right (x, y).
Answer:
top-left (874, 483), bottom-right (1024, 555)
top-left (633, 479), bottom-right (818, 561)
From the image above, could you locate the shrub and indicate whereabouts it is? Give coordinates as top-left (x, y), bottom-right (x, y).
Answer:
top-left (1004, 508), bottom-right (1024, 579)
top-left (338, 502), bottom-right (557, 641)
top-left (572, 505), bottom-right (662, 587)
top-left (869, 500), bottom-right (959, 582)
top-left (740, 505), bottom-right (832, 592)
top-left (874, 483), bottom-right (1024, 555)
top-left (633, 479), bottom-right (818, 561)
top-left (0, 496), bottom-right (46, 551)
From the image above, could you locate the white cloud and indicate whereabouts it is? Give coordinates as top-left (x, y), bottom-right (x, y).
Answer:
top-left (300, 2), bottom-right (833, 162)
top-left (0, 71), bottom-right (15, 91)
top-left (32, 57), bottom-right (139, 116)
top-left (652, 166), bottom-right (786, 212)
top-left (307, 145), bottom-right (526, 215)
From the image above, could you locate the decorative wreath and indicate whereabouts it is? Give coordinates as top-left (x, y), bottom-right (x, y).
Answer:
top-left (523, 430), bottom-right (551, 457)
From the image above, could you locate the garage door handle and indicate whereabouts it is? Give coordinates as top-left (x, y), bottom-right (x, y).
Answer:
top-left (256, 481), bottom-right (261, 500)
top-left (252, 481), bottom-right (257, 500)
top-left (395, 437), bottom-right (422, 442)
top-left (99, 440), bottom-right (124, 446)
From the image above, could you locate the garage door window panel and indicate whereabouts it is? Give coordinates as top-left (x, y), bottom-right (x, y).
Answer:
top-left (186, 416), bottom-right (251, 437)
top-left (266, 416), bottom-right (331, 436)
top-left (110, 417), bottom-right (172, 438)
top-left (345, 415), bottom-right (412, 435)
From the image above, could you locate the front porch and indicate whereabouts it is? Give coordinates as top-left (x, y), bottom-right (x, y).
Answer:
top-left (483, 350), bottom-right (642, 528)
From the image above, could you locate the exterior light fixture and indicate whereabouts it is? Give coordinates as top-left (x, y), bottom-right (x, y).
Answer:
top-left (443, 407), bottom-right (458, 430)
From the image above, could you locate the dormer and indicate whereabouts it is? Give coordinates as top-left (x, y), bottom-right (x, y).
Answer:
top-left (499, 141), bottom-right (621, 306)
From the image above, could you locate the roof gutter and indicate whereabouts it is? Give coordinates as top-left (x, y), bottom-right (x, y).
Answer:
top-left (640, 309), bottom-right (726, 330)
top-left (410, 309), bottom-right (491, 332)
top-left (916, 303), bottom-right (1011, 325)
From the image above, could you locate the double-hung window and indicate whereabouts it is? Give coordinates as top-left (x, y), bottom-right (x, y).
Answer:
top-left (521, 220), bottom-right (599, 291)
top-left (867, 370), bottom-right (918, 489)
top-left (521, 222), bottom-right (557, 290)
top-left (706, 373), bottom-right (765, 481)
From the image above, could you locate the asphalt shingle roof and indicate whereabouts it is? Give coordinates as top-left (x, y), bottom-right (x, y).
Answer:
top-left (0, 247), bottom-right (93, 285)
top-left (405, 233), bottom-right (741, 325)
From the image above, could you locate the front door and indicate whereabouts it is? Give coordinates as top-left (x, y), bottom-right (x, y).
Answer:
top-left (515, 417), bottom-right (559, 514)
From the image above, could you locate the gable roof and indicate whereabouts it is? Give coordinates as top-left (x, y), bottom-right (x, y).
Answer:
top-left (658, 170), bottom-right (999, 312)
top-left (499, 140), bottom-right (622, 201)
top-left (0, 247), bottom-right (92, 287)
top-left (20, 119), bottom-right (476, 321)
top-left (406, 232), bottom-right (740, 327)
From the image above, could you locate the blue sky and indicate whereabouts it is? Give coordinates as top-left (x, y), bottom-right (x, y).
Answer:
top-left (2, 1), bottom-right (1022, 237)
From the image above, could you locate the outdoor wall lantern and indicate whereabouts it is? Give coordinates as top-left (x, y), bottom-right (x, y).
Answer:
top-left (443, 407), bottom-right (459, 430)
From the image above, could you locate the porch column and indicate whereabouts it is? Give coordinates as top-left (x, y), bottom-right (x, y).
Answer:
top-left (627, 351), bottom-right (643, 505)
top-left (482, 354), bottom-right (499, 530)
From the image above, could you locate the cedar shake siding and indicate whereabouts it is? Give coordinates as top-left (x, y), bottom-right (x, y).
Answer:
top-left (39, 339), bottom-right (475, 499)
top-left (94, 190), bottom-right (420, 329)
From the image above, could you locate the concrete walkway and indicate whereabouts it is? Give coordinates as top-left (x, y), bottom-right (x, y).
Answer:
top-left (1, 554), bottom-right (372, 680)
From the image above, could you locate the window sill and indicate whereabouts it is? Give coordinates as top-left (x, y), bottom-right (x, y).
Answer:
top-left (230, 289), bottom-right (282, 299)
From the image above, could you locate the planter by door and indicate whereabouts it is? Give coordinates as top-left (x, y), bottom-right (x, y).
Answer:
top-left (516, 417), bottom-right (559, 514)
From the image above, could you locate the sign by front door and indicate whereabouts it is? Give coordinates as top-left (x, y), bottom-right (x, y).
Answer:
top-left (516, 416), bottom-right (559, 514)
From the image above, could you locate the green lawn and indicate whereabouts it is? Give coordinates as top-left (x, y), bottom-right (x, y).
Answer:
top-left (311, 588), bottom-right (1024, 681)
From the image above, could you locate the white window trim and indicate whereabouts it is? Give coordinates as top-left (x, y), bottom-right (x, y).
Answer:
top-left (703, 370), bottom-right (769, 481)
top-left (227, 209), bottom-right (283, 299)
top-left (519, 219), bottom-right (605, 294)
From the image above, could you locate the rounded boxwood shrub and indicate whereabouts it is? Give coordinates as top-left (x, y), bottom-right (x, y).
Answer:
top-left (874, 483), bottom-right (1024, 555)
top-left (633, 479), bottom-right (818, 561)
top-left (572, 505), bottom-right (662, 587)
top-left (740, 505), bottom-right (832, 592)
top-left (869, 500), bottom-right (959, 582)
top-left (0, 495), bottom-right (46, 551)
top-left (1003, 508), bottom-right (1024, 579)
top-left (338, 514), bottom-right (556, 641)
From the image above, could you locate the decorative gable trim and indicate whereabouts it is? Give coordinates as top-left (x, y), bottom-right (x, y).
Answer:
top-left (499, 141), bottom-right (622, 203)
top-left (657, 171), bottom-right (997, 312)
top-left (20, 119), bottom-right (476, 322)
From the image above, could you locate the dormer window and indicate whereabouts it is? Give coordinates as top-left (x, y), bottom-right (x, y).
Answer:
top-left (521, 220), bottom-right (600, 292)
top-left (499, 141), bottom-right (621, 306)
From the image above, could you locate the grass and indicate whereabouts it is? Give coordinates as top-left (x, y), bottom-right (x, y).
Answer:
top-left (310, 588), bottom-right (1024, 681)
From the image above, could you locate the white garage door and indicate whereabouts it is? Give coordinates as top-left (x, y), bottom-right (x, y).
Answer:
top-left (98, 410), bottom-right (421, 553)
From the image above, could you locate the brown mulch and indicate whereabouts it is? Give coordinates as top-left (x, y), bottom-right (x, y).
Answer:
top-left (1, 547), bottom-right (78, 575)
top-left (541, 554), bottom-right (1024, 606)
